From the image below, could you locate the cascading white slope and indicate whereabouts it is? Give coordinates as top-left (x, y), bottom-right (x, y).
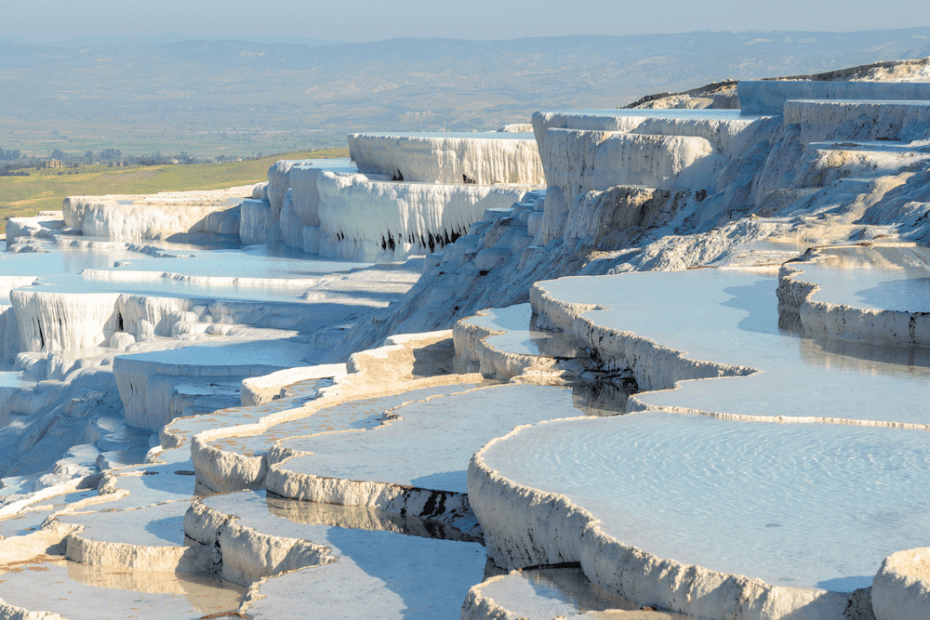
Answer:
top-left (247, 136), bottom-right (545, 262)
top-left (316, 172), bottom-right (535, 262)
top-left (349, 132), bottom-right (545, 185)
top-left (62, 187), bottom-right (248, 242)
top-left (332, 78), bottom-right (930, 358)
top-left (2, 67), bottom-right (930, 620)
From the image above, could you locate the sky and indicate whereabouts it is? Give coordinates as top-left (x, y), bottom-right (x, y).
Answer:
top-left (1, 0), bottom-right (928, 43)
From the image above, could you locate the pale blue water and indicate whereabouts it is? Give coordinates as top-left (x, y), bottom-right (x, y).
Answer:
top-left (0, 244), bottom-right (143, 276)
top-left (514, 266), bottom-right (930, 592)
top-left (57, 500), bottom-right (188, 546)
top-left (103, 244), bottom-right (368, 279)
top-left (279, 384), bottom-right (598, 494)
top-left (792, 245), bottom-right (930, 312)
top-left (483, 412), bottom-right (930, 592)
top-left (2, 243), bottom-right (371, 304)
top-left (289, 158), bottom-right (359, 173)
top-left (477, 568), bottom-right (644, 618)
top-left (542, 270), bottom-right (930, 425)
top-left (202, 490), bottom-right (487, 620)
top-left (224, 383), bottom-right (474, 458)
top-left (0, 372), bottom-right (35, 389)
top-left (119, 339), bottom-right (312, 367)
top-left (463, 304), bottom-right (585, 358)
top-left (33, 274), bottom-right (314, 303)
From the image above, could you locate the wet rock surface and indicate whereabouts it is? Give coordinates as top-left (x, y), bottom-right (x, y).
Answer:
top-left (2, 66), bottom-right (930, 620)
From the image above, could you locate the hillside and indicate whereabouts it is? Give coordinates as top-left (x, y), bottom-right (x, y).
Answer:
top-left (1, 29), bottom-right (929, 158)
top-left (0, 147), bottom-right (348, 234)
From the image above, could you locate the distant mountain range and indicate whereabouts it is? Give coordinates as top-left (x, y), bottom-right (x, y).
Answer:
top-left (1, 28), bottom-right (929, 142)
top-left (12, 33), bottom-right (347, 48)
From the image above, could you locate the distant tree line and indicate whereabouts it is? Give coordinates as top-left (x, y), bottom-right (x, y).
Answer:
top-left (0, 146), bottom-right (40, 175)
top-left (0, 147), bottom-right (269, 176)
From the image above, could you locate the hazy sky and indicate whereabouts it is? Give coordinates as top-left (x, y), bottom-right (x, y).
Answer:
top-left (3, 0), bottom-right (929, 43)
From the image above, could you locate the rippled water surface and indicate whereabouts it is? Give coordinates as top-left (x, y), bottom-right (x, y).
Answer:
top-left (510, 266), bottom-right (930, 592)
top-left (543, 269), bottom-right (930, 425)
top-left (483, 411), bottom-right (930, 592)
top-left (281, 383), bottom-right (604, 493)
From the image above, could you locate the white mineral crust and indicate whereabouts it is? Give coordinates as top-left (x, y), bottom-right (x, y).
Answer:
top-left (62, 187), bottom-right (249, 241)
top-left (239, 198), bottom-right (281, 245)
top-left (785, 99), bottom-right (930, 144)
top-left (349, 132), bottom-right (545, 185)
top-left (11, 291), bottom-right (121, 352)
top-left (541, 129), bottom-right (723, 206)
top-left (3, 66), bottom-right (930, 620)
top-left (316, 171), bottom-right (536, 261)
top-left (737, 80), bottom-right (930, 115)
top-left (872, 547), bottom-right (930, 620)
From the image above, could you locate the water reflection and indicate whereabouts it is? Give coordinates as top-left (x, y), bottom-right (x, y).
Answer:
top-left (779, 303), bottom-right (930, 372)
top-left (478, 566), bottom-right (697, 619)
top-left (795, 245), bottom-right (930, 312)
top-left (522, 567), bottom-right (633, 613)
top-left (66, 560), bottom-right (245, 614)
top-left (265, 492), bottom-right (481, 543)
top-left (571, 381), bottom-right (632, 416)
top-left (467, 305), bottom-right (588, 359)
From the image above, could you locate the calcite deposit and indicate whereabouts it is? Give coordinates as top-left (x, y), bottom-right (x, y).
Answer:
top-left (1, 65), bottom-right (929, 620)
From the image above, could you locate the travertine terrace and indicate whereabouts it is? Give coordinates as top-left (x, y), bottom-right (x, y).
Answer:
top-left (1, 62), bottom-right (930, 619)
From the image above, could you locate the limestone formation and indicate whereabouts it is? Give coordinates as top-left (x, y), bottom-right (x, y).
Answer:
top-left (2, 62), bottom-right (930, 620)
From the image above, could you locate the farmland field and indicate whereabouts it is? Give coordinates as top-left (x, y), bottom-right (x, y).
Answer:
top-left (0, 147), bottom-right (348, 234)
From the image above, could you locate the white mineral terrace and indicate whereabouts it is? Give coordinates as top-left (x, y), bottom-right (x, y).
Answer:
top-left (60, 186), bottom-right (250, 242)
top-left (268, 384), bottom-right (598, 498)
top-left (785, 244), bottom-right (930, 311)
top-left (2, 72), bottom-right (930, 620)
top-left (531, 107), bottom-right (780, 244)
top-left (542, 129), bottom-right (723, 194)
top-left (349, 132), bottom-right (545, 185)
top-left (188, 490), bottom-right (488, 619)
top-left (778, 244), bottom-right (930, 345)
top-left (453, 303), bottom-right (589, 380)
top-left (255, 151), bottom-right (542, 261)
top-left (479, 412), bottom-right (930, 591)
top-left (199, 383), bottom-right (476, 493)
top-left (463, 567), bottom-right (694, 620)
top-left (114, 339), bottom-right (318, 430)
top-left (531, 108), bottom-right (773, 155)
top-left (784, 99), bottom-right (930, 144)
top-left (536, 268), bottom-right (930, 423)
top-left (466, 263), bottom-right (930, 619)
top-left (737, 80), bottom-right (930, 115)
top-left (316, 172), bottom-right (537, 261)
